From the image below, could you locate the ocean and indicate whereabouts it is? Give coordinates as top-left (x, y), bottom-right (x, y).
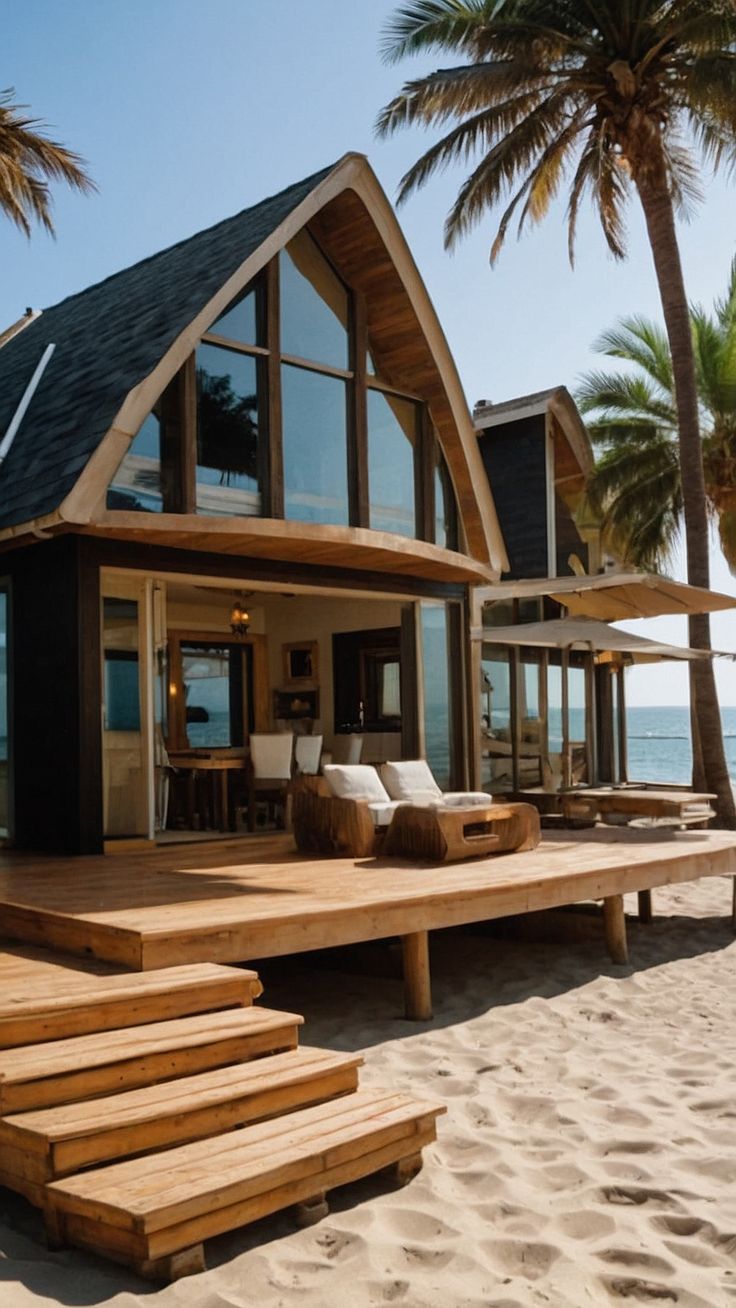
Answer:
top-left (625, 705), bottom-right (736, 785)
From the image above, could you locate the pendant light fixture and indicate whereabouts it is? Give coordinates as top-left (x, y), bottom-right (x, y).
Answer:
top-left (229, 592), bottom-right (251, 636)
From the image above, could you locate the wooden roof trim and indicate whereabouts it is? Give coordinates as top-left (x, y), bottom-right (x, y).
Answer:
top-left (546, 388), bottom-right (593, 478)
top-left (83, 510), bottom-right (497, 585)
top-left (53, 153), bottom-right (505, 572)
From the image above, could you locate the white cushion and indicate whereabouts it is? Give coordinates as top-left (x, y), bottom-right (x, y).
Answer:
top-left (440, 792), bottom-right (492, 808)
top-left (367, 799), bottom-right (407, 826)
top-left (323, 764), bottom-right (389, 803)
top-left (380, 760), bottom-right (442, 801)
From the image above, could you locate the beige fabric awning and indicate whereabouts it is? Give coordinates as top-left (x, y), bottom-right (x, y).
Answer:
top-left (474, 616), bottom-right (733, 664)
top-left (476, 572), bottom-right (736, 620)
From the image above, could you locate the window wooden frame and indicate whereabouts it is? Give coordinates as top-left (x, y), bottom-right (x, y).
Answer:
top-left (158, 232), bottom-right (453, 546)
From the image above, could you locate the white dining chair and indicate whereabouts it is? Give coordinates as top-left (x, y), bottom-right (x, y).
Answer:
top-left (294, 734), bottom-right (323, 776)
top-left (247, 733), bottom-right (294, 831)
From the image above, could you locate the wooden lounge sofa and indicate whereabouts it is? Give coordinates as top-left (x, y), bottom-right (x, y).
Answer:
top-left (292, 761), bottom-right (540, 859)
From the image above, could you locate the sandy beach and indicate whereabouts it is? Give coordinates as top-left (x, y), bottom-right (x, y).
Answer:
top-left (0, 874), bottom-right (734, 1308)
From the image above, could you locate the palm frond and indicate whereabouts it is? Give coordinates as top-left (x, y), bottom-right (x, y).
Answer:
top-left (576, 369), bottom-right (676, 426)
top-left (0, 87), bottom-right (94, 236)
top-left (440, 90), bottom-right (573, 247)
top-left (380, 0), bottom-right (494, 64)
top-left (593, 316), bottom-right (674, 394)
top-left (375, 60), bottom-right (546, 137)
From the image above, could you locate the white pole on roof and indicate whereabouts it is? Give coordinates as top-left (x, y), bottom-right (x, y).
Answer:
top-left (0, 342), bottom-right (56, 466)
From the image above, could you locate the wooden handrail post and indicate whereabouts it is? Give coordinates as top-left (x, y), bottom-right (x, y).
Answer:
top-left (402, 931), bottom-right (432, 1020)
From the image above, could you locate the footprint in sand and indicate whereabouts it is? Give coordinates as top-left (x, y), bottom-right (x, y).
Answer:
top-left (600, 1138), bottom-right (661, 1156)
top-left (601, 1274), bottom-right (711, 1305)
top-left (380, 1207), bottom-right (460, 1243)
top-left (600, 1185), bottom-right (683, 1209)
top-left (595, 1246), bottom-right (675, 1275)
top-left (653, 1213), bottom-right (736, 1256)
top-left (367, 1277), bottom-right (409, 1301)
top-left (481, 1238), bottom-right (561, 1281)
top-left (312, 1228), bottom-right (365, 1262)
top-left (556, 1208), bottom-right (617, 1240)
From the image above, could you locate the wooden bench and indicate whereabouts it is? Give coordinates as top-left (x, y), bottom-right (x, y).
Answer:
top-left (562, 788), bottom-right (716, 828)
top-left (0, 1006), bottom-right (302, 1114)
top-left (0, 1046), bottom-right (362, 1199)
top-left (44, 1089), bottom-right (445, 1280)
top-left (0, 962), bottom-right (262, 1048)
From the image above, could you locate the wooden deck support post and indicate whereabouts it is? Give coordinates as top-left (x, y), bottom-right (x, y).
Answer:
top-left (295, 1193), bottom-right (329, 1227)
top-left (637, 889), bottom-right (653, 924)
top-left (603, 895), bottom-right (628, 964)
top-left (402, 931), bottom-right (432, 1021)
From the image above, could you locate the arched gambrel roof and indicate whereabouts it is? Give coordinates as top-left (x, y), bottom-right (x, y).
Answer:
top-left (0, 154), bottom-right (507, 577)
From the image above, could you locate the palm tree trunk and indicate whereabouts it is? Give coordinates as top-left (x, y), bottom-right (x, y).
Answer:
top-left (636, 165), bottom-right (735, 826)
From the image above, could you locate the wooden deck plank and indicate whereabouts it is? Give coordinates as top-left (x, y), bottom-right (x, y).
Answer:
top-left (0, 1047), bottom-right (363, 1177)
top-left (45, 1090), bottom-right (444, 1232)
top-left (0, 962), bottom-right (261, 1046)
top-left (0, 829), bottom-right (733, 972)
top-left (0, 1008), bottom-right (302, 1112)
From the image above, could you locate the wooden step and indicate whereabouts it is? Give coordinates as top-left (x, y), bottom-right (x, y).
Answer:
top-left (0, 1046), bottom-right (362, 1188)
top-left (45, 1089), bottom-right (445, 1279)
top-left (0, 1007), bottom-right (302, 1114)
top-left (0, 963), bottom-right (262, 1047)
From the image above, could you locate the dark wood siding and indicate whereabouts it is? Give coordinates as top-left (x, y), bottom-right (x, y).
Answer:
top-left (478, 415), bottom-right (548, 578)
top-left (6, 535), bottom-right (102, 854)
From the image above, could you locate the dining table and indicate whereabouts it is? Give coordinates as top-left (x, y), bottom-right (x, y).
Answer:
top-left (167, 753), bottom-right (249, 832)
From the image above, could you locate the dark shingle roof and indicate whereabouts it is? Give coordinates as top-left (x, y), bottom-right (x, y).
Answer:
top-left (0, 161), bottom-right (336, 530)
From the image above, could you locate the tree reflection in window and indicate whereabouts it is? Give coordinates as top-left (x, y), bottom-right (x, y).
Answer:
top-left (196, 343), bottom-right (261, 516)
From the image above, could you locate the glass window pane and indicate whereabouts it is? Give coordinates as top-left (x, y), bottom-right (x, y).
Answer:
top-left (282, 364), bottom-right (349, 525)
top-left (519, 652), bottom-right (544, 788)
top-left (568, 663), bottom-right (588, 784)
top-left (182, 647), bottom-right (231, 748)
top-left (280, 232), bottom-right (348, 369)
top-left (421, 602), bottom-right (452, 789)
top-left (367, 391), bottom-right (417, 537)
top-left (180, 642), bottom-right (252, 748)
top-left (196, 343), bottom-right (262, 517)
top-left (209, 282), bottom-right (260, 346)
top-left (380, 660), bottom-right (401, 718)
top-left (434, 451), bottom-right (458, 550)
top-left (480, 647), bottom-right (512, 792)
top-left (107, 413), bottom-right (163, 512)
top-left (545, 657), bottom-right (567, 791)
top-left (0, 589), bottom-right (8, 836)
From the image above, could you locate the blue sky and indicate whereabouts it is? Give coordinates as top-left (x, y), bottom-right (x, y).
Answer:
top-left (4, 0), bottom-right (736, 704)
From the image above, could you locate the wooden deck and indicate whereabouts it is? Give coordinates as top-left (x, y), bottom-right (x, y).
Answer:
top-left (0, 827), bottom-right (734, 1018)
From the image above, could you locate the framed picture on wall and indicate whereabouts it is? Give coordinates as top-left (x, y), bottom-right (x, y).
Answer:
top-left (282, 641), bottom-right (319, 687)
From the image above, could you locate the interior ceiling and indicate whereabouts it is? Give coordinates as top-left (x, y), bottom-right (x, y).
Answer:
top-left (153, 576), bottom-right (408, 607)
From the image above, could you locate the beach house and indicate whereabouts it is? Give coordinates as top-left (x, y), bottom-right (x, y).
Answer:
top-left (0, 153), bottom-right (510, 854)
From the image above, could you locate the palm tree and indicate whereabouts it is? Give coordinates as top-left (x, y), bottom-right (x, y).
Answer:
top-left (0, 88), bottom-right (94, 236)
top-left (377, 0), bottom-right (736, 822)
top-left (580, 261), bottom-right (736, 572)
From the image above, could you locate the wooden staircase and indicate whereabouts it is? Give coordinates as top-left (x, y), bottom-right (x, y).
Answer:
top-left (0, 955), bottom-right (443, 1280)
